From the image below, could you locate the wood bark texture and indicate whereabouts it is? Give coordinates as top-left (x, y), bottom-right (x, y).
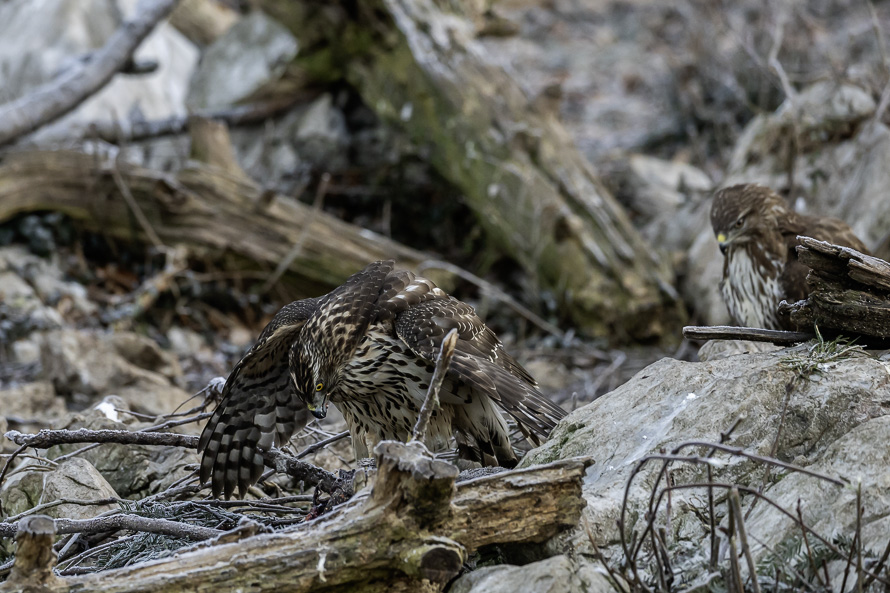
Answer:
top-left (260, 0), bottom-right (683, 339)
top-left (783, 236), bottom-right (890, 339)
top-left (0, 150), bottom-right (448, 294)
top-left (1, 442), bottom-right (590, 593)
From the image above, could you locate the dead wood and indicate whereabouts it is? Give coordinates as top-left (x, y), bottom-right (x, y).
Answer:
top-left (783, 237), bottom-right (890, 339)
top-left (682, 326), bottom-right (816, 344)
top-left (0, 0), bottom-right (181, 147)
top-left (0, 150), bottom-right (447, 292)
top-left (0, 516), bottom-right (62, 592)
top-left (1, 442), bottom-right (590, 593)
top-left (260, 0), bottom-right (683, 339)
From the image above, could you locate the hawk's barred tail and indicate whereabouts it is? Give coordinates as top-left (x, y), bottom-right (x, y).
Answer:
top-left (198, 299), bottom-right (319, 499)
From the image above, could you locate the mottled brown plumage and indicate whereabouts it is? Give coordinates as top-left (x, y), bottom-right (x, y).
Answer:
top-left (199, 261), bottom-right (566, 499)
top-left (711, 184), bottom-right (868, 330)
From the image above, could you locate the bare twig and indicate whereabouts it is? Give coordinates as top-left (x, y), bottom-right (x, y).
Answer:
top-left (581, 515), bottom-right (624, 591)
top-left (261, 172), bottom-right (330, 294)
top-left (4, 498), bottom-right (124, 524)
top-left (6, 427), bottom-right (339, 490)
top-left (795, 499), bottom-right (826, 589)
top-left (0, 514), bottom-right (221, 541)
top-left (412, 329), bottom-right (458, 443)
top-left (729, 488), bottom-right (761, 593)
top-left (0, 444), bottom-right (27, 505)
top-left (111, 155), bottom-right (165, 248)
top-left (683, 325), bottom-right (815, 344)
top-left (295, 431), bottom-right (350, 460)
top-left (86, 98), bottom-right (303, 144)
top-left (0, 0), bottom-right (182, 146)
top-left (5, 428), bottom-right (198, 449)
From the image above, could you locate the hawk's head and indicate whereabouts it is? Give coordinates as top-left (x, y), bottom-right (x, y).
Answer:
top-left (710, 184), bottom-right (788, 256)
top-left (290, 340), bottom-right (336, 419)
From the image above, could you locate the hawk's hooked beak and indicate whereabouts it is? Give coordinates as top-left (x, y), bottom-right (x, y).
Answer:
top-left (716, 232), bottom-right (728, 255)
top-left (306, 400), bottom-right (328, 419)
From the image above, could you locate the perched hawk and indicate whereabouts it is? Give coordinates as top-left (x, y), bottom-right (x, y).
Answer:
top-left (198, 261), bottom-right (566, 498)
top-left (710, 183), bottom-right (868, 330)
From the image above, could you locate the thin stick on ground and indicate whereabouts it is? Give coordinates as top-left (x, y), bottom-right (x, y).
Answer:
top-left (295, 430), bottom-right (350, 460)
top-left (111, 155), bottom-right (165, 249)
top-left (0, 514), bottom-right (222, 541)
top-left (729, 488), bottom-right (761, 593)
top-left (682, 325), bottom-right (815, 344)
top-left (412, 328), bottom-right (458, 443)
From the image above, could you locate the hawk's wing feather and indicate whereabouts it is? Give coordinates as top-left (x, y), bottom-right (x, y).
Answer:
top-left (299, 261), bottom-right (395, 371)
top-left (198, 298), bottom-right (320, 499)
top-left (394, 298), bottom-right (565, 439)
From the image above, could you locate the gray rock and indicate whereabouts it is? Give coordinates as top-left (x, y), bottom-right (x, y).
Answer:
top-left (110, 332), bottom-right (182, 382)
top-left (0, 457), bottom-right (118, 520)
top-left (0, 246), bottom-right (97, 319)
top-left (623, 154), bottom-right (712, 223)
top-left (696, 340), bottom-right (781, 362)
top-left (0, 381), bottom-right (67, 423)
top-left (0, 461), bottom-right (44, 518)
top-left (39, 457), bottom-right (120, 519)
top-left (229, 93), bottom-right (350, 193)
top-left (38, 329), bottom-right (191, 415)
top-left (50, 411), bottom-right (197, 498)
top-left (186, 10), bottom-right (299, 110)
top-left (746, 415), bottom-right (890, 561)
top-left (523, 346), bottom-right (890, 557)
top-left (450, 555), bottom-right (613, 593)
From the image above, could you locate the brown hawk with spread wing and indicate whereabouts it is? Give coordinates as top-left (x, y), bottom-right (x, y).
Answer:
top-left (710, 183), bottom-right (869, 330)
top-left (198, 261), bottom-right (566, 498)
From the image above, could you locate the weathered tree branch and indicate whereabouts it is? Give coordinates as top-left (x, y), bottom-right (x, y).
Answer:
top-left (0, 514), bottom-right (222, 541)
top-left (0, 150), bottom-right (448, 291)
top-left (0, 442), bottom-right (589, 593)
top-left (0, 0), bottom-right (181, 146)
top-left (682, 326), bottom-right (815, 344)
top-left (782, 237), bottom-right (890, 339)
top-left (0, 516), bottom-right (61, 592)
top-left (261, 0), bottom-right (683, 339)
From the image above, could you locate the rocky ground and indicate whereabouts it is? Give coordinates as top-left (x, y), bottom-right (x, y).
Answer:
top-left (1, 0), bottom-right (890, 591)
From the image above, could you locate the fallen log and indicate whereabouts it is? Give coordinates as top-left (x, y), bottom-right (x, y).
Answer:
top-left (0, 441), bottom-right (590, 593)
top-left (260, 0), bottom-right (683, 339)
top-left (0, 149), bottom-right (447, 293)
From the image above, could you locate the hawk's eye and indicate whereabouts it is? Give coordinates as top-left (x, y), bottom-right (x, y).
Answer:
top-left (734, 216), bottom-right (745, 228)
top-left (315, 382), bottom-right (324, 392)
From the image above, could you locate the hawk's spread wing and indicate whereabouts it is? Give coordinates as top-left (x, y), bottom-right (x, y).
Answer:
top-left (198, 298), bottom-right (320, 499)
top-left (393, 298), bottom-right (566, 440)
top-left (296, 261), bottom-right (395, 377)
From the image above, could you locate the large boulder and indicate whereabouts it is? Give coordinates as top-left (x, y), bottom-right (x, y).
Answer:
top-left (523, 343), bottom-right (890, 586)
